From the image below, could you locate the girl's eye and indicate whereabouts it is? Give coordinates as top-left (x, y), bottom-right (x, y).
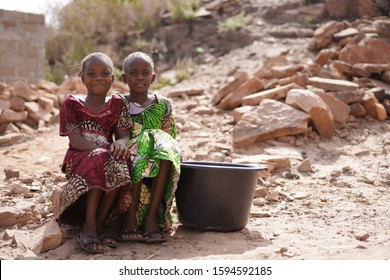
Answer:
top-left (128, 71), bottom-right (151, 76)
top-left (86, 72), bottom-right (111, 78)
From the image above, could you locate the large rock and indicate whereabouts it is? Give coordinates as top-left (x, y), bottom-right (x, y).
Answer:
top-left (36, 79), bottom-right (60, 94)
top-left (327, 89), bottom-right (364, 104)
top-left (218, 76), bottom-right (264, 110)
top-left (315, 49), bottom-right (338, 66)
top-left (339, 38), bottom-right (390, 64)
top-left (0, 109), bottom-right (28, 124)
top-left (362, 91), bottom-right (388, 120)
top-left (373, 18), bottom-right (390, 38)
top-left (167, 87), bottom-right (205, 98)
top-left (37, 96), bottom-right (55, 113)
top-left (353, 63), bottom-right (390, 76)
top-left (24, 102), bottom-right (52, 123)
top-left (232, 106), bottom-right (253, 124)
top-left (39, 220), bottom-right (63, 253)
top-left (313, 20), bottom-right (346, 49)
top-left (10, 220), bottom-right (62, 254)
top-left (212, 71), bottom-right (249, 105)
top-left (310, 87), bottom-right (351, 126)
top-left (332, 60), bottom-right (370, 78)
top-left (233, 99), bottom-right (310, 146)
top-left (233, 154), bottom-right (291, 172)
top-left (286, 89), bottom-right (334, 139)
top-left (0, 201), bottom-right (37, 227)
top-left (333, 27), bottom-right (360, 41)
top-left (10, 96), bottom-right (26, 112)
top-left (0, 133), bottom-right (30, 147)
top-left (264, 64), bottom-right (304, 79)
top-left (325, 0), bottom-right (375, 18)
top-left (308, 76), bottom-right (359, 91)
top-left (349, 102), bottom-right (367, 117)
top-left (278, 72), bottom-right (309, 87)
top-left (242, 83), bottom-right (299, 106)
top-left (11, 81), bottom-right (37, 102)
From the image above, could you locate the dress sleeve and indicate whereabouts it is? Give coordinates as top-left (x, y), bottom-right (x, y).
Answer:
top-left (161, 98), bottom-right (177, 138)
top-left (59, 95), bottom-right (80, 136)
top-left (114, 94), bottom-right (133, 131)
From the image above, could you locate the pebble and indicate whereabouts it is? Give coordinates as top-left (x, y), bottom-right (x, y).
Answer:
top-left (4, 169), bottom-right (20, 180)
top-left (355, 232), bottom-right (370, 241)
top-left (11, 183), bottom-right (30, 195)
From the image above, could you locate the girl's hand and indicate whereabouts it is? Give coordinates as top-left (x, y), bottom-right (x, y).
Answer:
top-left (110, 141), bottom-right (130, 159)
top-left (112, 129), bottom-right (131, 159)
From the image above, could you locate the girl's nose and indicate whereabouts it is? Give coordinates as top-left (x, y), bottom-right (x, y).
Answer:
top-left (94, 74), bottom-right (105, 80)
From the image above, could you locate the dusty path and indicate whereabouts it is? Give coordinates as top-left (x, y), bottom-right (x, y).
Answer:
top-left (1, 0), bottom-right (390, 262)
top-left (1, 114), bottom-right (390, 260)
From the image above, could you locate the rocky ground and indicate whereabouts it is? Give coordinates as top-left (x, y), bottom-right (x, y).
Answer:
top-left (1, 0), bottom-right (390, 261)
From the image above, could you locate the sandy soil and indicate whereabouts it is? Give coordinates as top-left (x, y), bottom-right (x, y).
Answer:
top-left (1, 103), bottom-right (390, 261)
top-left (1, 0), bottom-right (390, 263)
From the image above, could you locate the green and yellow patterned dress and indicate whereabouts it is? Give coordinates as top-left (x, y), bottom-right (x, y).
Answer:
top-left (119, 93), bottom-right (181, 231)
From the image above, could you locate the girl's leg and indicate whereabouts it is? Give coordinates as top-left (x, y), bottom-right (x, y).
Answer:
top-left (96, 188), bottom-right (119, 245)
top-left (121, 181), bottom-right (143, 240)
top-left (81, 188), bottom-right (110, 251)
top-left (144, 159), bottom-right (172, 234)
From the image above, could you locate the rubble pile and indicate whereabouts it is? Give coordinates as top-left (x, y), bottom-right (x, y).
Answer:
top-left (212, 17), bottom-right (390, 145)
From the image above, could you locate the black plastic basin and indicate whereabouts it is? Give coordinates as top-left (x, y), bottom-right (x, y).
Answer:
top-left (175, 161), bottom-right (267, 232)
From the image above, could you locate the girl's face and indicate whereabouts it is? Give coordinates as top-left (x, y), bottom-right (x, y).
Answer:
top-left (82, 57), bottom-right (114, 96)
top-left (121, 57), bottom-right (155, 95)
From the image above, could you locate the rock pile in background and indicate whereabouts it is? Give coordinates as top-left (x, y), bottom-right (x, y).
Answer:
top-left (211, 17), bottom-right (390, 146)
top-left (1, 0), bottom-right (390, 260)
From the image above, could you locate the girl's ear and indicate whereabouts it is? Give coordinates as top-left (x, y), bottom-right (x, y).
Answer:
top-left (151, 73), bottom-right (156, 83)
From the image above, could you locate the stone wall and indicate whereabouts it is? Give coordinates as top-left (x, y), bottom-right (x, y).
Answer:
top-left (0, 9), bottom-right (45, 85)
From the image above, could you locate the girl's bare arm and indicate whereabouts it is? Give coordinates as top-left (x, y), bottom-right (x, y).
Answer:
top-left (68, 133), bottom-right (99, 151)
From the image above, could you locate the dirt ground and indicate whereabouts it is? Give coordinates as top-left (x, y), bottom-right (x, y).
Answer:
top-left (1, 99), bottom-right (390, 261)
top-left (1, 0), bottom-right (390, 263)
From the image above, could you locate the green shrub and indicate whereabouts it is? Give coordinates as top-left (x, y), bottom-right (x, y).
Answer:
top-left (217, 11), bottom-right (252, 33)
top-left (165, 0), bottom-right (200, 22)
top-left (152, 77), bottom-right (173, 90)
top-left (174, 57), bottom-right (193, 82)
top-left (44, 0), bottom-right (200, 84)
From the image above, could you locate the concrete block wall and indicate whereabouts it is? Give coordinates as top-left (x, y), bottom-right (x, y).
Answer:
top-left (0, 9), bottom-right (45, 85)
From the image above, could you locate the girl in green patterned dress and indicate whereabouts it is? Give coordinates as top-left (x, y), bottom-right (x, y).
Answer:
top-left (118, 51), bottom-right (181, 243)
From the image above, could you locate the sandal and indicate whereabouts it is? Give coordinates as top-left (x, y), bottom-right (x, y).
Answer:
top-left (116, 229), bottom-right (145, 242)
top-left (77, 233), bottom-right (110, 254)
top-left (143, 230), bottom-right (167, 244)
top-left (98, 233), bottom-right (117, 248)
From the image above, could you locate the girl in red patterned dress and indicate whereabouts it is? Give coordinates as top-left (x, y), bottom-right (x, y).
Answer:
top-left (51, 52), bottom-right (133, 254)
